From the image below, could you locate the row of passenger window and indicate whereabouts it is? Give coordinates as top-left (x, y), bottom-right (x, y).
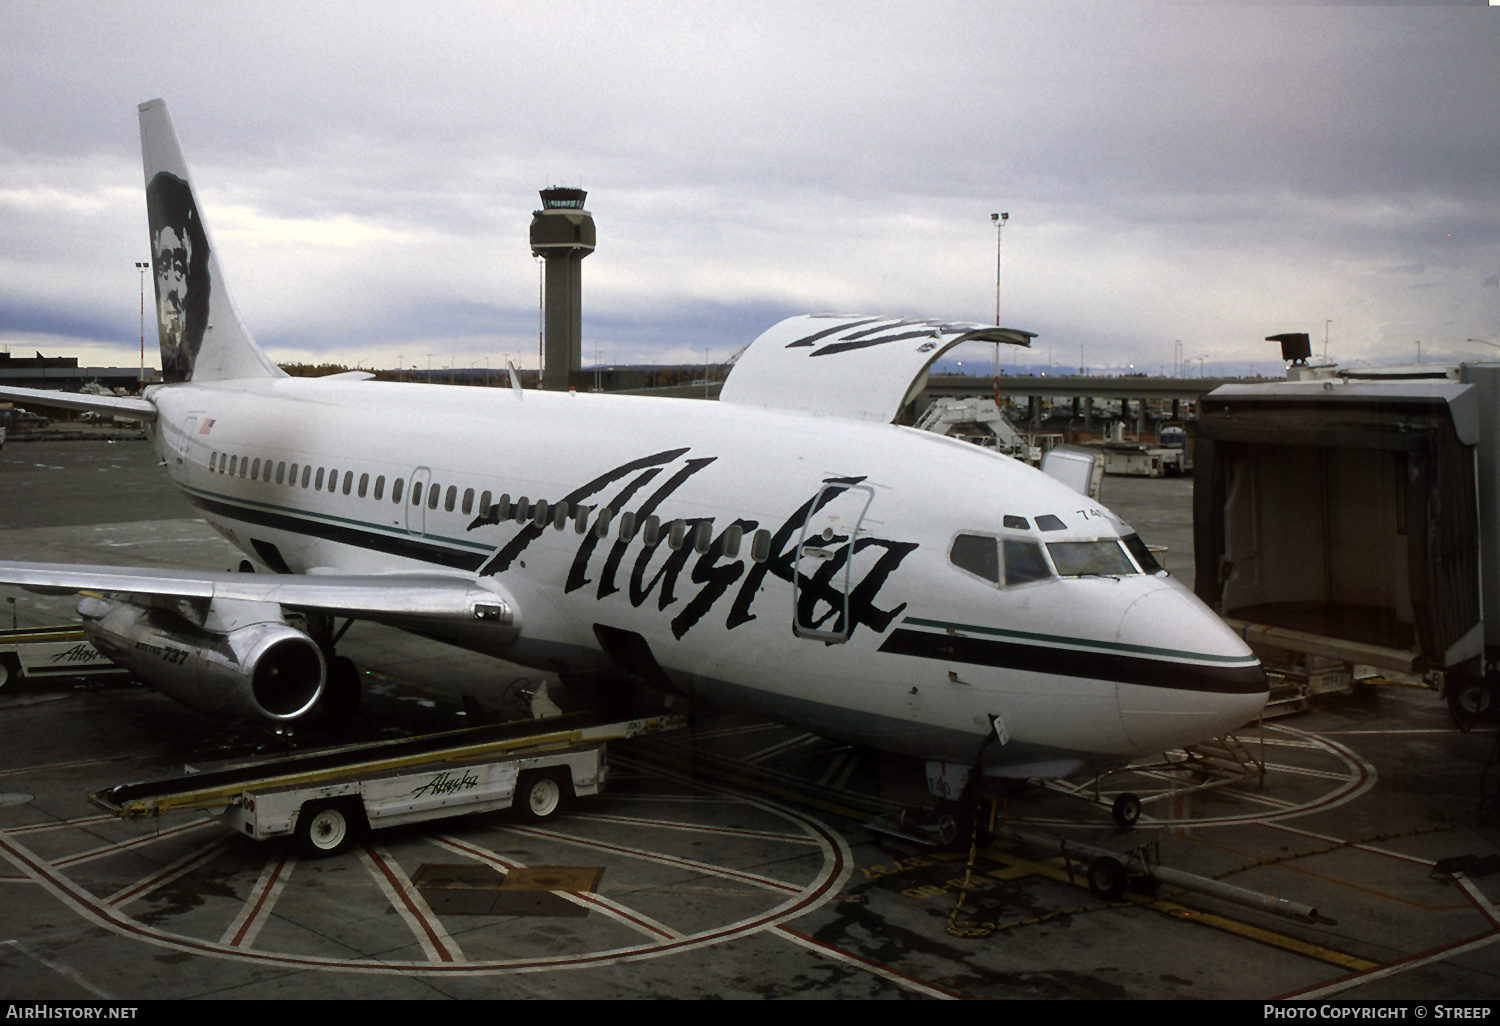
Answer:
top-left (949, 532), bottom-right (1163, 587)
top-left (210, 450), bottom-right (391, 500)
top-left (207, 450), bottom-right (777, 562)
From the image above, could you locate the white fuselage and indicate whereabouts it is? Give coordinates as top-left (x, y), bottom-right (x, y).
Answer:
top-left (149, 376), bottom-right (1265, 776)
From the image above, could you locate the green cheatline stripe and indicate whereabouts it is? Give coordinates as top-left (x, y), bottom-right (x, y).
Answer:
top-left (180, 482), bottom-right (491, 553)
top-left (900, 616), bottom-right (1259, 666)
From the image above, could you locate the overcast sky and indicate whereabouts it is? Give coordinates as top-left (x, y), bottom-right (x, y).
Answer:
top-left (2, 1), bottom-right (1496, 380)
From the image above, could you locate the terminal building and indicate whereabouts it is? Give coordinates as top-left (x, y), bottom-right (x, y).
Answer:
top-left (0, 350), bottom-right (156, 394)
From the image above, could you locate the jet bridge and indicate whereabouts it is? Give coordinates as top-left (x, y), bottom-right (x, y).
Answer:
top-left (1194, 365), bottom-right (1498, 723)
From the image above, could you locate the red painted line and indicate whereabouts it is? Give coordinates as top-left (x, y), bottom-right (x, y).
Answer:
top-left (430, 834), bottom-right (518, 869)
top-left (1262, 820), bottom-right (1440, 869)
top-left (362, 843), bottom-right (454, 962)
top-left (229, 854), bottom-right (289, 947)
top-left (6, 814), bottom-right (117, 834)
top-left (1273, 874), bottom-right (1500, 999)
top-left (585, 898), bottom-right (676, 939)
top-left (0, 785), bottom-right (850, 976)
top-left (575, 812), bottom-right (813, 844)
top-left (510, 825), bottom-right (803, 893)
top-left (108, 837), bottom-right (232, 906)
top-left (54, 817), bottom-right (212, 866)
top-left (431, 834), bottom-right (676, 940)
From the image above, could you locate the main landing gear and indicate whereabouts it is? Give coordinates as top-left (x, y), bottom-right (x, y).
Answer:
top-left (308, 614), bottom-right (361, 721)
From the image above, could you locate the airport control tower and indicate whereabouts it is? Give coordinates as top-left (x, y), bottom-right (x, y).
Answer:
top-left (530, 187), bottom-right (595, 391)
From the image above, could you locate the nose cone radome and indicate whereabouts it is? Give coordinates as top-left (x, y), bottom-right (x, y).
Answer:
top-left (1114, 583), bottom-right (1268, 754)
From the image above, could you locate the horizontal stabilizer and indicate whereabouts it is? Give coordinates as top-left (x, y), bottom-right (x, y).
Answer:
top-left (719, 314), bottom-right (1035, 422)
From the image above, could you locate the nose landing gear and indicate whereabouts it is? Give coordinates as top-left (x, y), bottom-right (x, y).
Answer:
top-left (1111, 792), bottom-right (1142, 829)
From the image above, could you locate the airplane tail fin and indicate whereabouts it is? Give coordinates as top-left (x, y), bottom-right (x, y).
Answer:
top-left (139, 99), bottom-right (283, 384)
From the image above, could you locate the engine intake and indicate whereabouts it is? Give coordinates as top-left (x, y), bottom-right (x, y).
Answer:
top-left (77, 597), bottom-right (325, 722)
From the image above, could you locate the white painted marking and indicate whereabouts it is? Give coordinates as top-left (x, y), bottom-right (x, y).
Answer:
top-left (108, 836), bottom-right (233, 907)
top-left (772, 927), bottom-right (958, 999)
top-left (744, 732), bottom-right (823, 764)
top-left (572, 812), bottom-right (818, 845)
top-left (359, 843), bottom-right (465, 964)
top-left (430, 835), bottom-right (685, 941)
top-left (507, 824), bottom-right (804, 894)
top-left (220, 852), bottom-right (295, 948)
top-left (53, 817), bottom-right (216, 867)
top-left (0, 771), bottom-right (849, 976)
top-left (2, 939), bottom-right (113, 999)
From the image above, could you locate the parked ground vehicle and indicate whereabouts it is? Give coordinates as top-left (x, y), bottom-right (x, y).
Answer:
top-left (91, 713), bottom-right (684, 856)
top-left (0, 625), bottom-right (122, 688)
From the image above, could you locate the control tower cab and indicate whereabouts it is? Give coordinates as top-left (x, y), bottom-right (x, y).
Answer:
top-left (530, 187), bottom-right (595, 391)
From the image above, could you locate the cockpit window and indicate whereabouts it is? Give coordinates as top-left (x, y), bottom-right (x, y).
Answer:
top-left (1121, 533), bottom-right (1164, 574)
top-left (950, 534), bottom-right (1000, 584)
top-left (1003, 539), bottom-right (1051, 585)
top-left (1046, 539), bottom-right (1138, 577)
top-left (951, 534), bottom-right (1055, 587)
top-left (1002, 515), bottom-right (1030, 530)
top-left (1035, 514), bottom-right (1067, 532)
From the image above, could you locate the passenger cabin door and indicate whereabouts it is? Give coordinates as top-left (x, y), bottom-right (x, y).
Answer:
top-left (793, 482), bottom-right (875, 643)
top-left (406, 466), bottom-right (432, 536)
top-left (173, 415), bottom-right (197, 468)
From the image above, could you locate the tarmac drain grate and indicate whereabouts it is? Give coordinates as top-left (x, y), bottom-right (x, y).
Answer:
top-left (413, 864), bottom-right (604, 916)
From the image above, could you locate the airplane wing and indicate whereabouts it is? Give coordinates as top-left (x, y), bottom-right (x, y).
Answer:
top-left (718, 314), bottom-right (1035, 423)
top-left (0, 561), bottom-right (514, 625)
top-left (0, 384), bottom-right (157, 422)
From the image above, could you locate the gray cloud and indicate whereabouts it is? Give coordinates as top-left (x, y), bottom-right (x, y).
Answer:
top-left (0, 1), bottom-right (1495, 376)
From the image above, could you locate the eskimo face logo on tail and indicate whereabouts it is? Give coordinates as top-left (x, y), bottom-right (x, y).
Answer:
top-left (466, 449), bottom-right (917, 640)
top-left (146, 173), bottom-right (210, 383)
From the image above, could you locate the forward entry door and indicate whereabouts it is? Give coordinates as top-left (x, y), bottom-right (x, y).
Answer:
top-left (793, 483), bottom-right (875, 643)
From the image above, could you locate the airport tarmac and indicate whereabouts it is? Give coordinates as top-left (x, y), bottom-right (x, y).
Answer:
top-left (2, 438), bottom-right (1499, 1002)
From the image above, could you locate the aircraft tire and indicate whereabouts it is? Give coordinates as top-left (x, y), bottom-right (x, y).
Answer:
top-left (0, 655), bottom-right (16, 689)
top-left (931, 798), bottom-right (975, 850)
top-left (516, 770), bottom-right (568, 821)
top-left (320, 656), bottom-right (362, 720)
top-left (294, 799), bottom-right (361, 857)
top-left (1112, 792), bottom-right (1142, 829)
top-left (1087, 856), bottom-right (1128, 901)
top-left (1447, 677), bottom-right (1492, 732)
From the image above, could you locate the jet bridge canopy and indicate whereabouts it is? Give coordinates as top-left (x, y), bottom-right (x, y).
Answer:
top-left (1193, 377), bottom-right (1483, 675)
top-left (720, 315), bottom-right (1035, 423)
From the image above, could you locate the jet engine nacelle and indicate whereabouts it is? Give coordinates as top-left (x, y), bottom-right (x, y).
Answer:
top-left (77, 596), bottom-right (325, 722)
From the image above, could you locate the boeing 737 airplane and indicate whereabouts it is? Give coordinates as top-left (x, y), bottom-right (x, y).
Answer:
top-left (0, 100), bottom-right (1266, 796)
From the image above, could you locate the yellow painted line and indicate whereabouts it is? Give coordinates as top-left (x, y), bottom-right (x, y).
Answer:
top-left (979, 843), bottom-right (1378, 972)
top-left (1183, 832), bottom-right (1468, 913)
top-left (1140, 896), bottom-right (1377, 971)
top-left (1234, 862), bottom-right (1467, 913)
